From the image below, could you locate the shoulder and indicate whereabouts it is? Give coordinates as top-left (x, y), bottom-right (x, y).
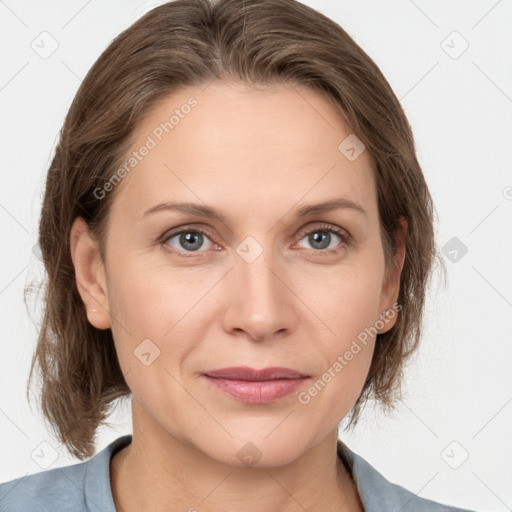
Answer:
top-left (0, 461), bottom-right (87, 512)
top-left (0, 435), bottom-right (132, 512)
top-left (338, 440), bottom-right (477, 512)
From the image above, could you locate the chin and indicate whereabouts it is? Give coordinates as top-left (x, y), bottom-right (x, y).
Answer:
top-left (197, 429), bottom-right (312, 469)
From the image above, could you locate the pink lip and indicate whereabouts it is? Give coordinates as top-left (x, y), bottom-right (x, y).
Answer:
top-left (202, 366), bottom-right (310, 404)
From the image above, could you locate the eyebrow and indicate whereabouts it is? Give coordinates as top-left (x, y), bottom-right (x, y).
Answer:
top-left (142, 197), bottom-right (367, 223)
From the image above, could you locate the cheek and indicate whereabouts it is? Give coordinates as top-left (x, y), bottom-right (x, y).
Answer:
top-left (296, 284), bottom-right (379, 425)
top-left (105, 261), bottom-right (184, 367)
top-left (108, 257), bottom-right (204, 332)
top-left (105, 268), bottom-right (200, 411)
top-left (105, 255), bottom-right (224, 383)
top-left (299, 264), bottom-right (383, 394)
top-left (300, 260), bottom-right (385, 337)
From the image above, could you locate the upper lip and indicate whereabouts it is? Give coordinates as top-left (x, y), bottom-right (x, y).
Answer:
top-left (203, 366), bottom-right (309, 381)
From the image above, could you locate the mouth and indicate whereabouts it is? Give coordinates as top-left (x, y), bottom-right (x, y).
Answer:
top-left (201, 366), bottom-right (310, 404)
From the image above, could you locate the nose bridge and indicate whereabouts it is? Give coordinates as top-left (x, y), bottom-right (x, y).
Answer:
top-left (225, 234), bottom-right (294, 340)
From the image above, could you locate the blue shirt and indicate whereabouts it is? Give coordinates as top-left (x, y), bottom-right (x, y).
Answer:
top-left (0, 435), bottom-right (475, 511)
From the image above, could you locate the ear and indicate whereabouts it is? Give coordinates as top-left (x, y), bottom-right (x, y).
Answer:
top-left (69, 217), bottom-right (111, 330)
top-left (377, 216), bottom-right (407, 334)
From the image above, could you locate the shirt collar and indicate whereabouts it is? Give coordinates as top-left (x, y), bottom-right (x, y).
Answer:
top-left (84, 434), bottom-right (410, 512)
top-left (337, 439), bottom-right (439, 511)
top-left (84, 434), bottom-right (131, 512)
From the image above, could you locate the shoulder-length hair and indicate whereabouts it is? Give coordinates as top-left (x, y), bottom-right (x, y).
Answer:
top-left (27, 0), bottom-right (439, 459)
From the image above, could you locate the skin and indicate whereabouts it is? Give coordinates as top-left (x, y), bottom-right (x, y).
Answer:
top-left (70, 80), bottom-right (405, 512)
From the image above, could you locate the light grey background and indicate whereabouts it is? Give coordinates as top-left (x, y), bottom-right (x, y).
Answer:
top-left (1, 1), bottom-right (511, 511)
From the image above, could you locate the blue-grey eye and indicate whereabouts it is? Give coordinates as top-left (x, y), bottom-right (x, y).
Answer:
top-left (298, 229), bottom-right (343, 251)
top-left (165, 230), bottom-right (214, 252)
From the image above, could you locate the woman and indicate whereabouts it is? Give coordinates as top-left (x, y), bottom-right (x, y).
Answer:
top-left (0, 0), bottom-right (476, 510)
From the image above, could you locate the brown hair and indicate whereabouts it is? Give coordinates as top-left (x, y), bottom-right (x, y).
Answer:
top-left (27, 0), bottom-right (441, 460)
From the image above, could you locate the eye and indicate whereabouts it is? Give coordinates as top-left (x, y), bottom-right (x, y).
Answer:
top-left (295, 223), bottom-right (350, 253)
top-left (163, 227), bottom-right (216, 255)
top-left (161, 223), bottom-right (351, 257)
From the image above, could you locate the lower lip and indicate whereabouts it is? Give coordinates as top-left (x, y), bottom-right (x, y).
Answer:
top-left (202, 376), bottom-right (308, 404)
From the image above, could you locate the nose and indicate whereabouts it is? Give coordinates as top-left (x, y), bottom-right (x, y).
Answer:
top-left (221, 241), bottom-right (298, 343)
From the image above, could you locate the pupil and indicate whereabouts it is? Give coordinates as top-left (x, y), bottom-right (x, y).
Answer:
top-left (181, 232), bottom-right (202, 251)
top-left (310, 231), bottom-right (329, 250)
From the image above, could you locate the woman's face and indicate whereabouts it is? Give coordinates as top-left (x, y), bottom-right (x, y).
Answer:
top-left (75, 80), bottom-right (403, 467)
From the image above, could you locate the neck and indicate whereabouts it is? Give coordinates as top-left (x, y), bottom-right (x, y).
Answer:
top-left (110, 401), bottom-right (363, 512)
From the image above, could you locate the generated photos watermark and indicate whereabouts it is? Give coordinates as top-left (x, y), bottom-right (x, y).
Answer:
top-left (297, 301), bottom-right (402, 405)
top-left (93, 96), bottom-right (198, 200)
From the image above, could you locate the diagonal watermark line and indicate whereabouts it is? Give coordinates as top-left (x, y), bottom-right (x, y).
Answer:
top-left (407, 0), bottom-right (439, 29)
top-left (400, 62), bottom-right (439, 101)
top-left (0, 408), bottom-right (30, 439)
top-left (200, 469), bottom-right (233, 502)
top-left (471, 471), bottom-right (511, 510)
top-left (163, 163), bottom-right (205, 203)
top-left (265, 265), bottom-right (336, 335)
top-left (0, 0), bottom-right (29, 28)
top-left (399, 473), bottom-right (440, 512)
top-left (0, 202), bottom-right (29, 233)
top-left (61, 0), bottom-right (91, 30)
top-left (0, 472), bottom-right (30, 501)
top-left (472, 397), bottom-right (512, 439)
top-left (471, 0), bottom-right (503, 30)
top-left (289, 82), bottom-right (336, 130)
top-left (200, 75), bottom-right (217, 93)
top-left (163, 367), bottom-right (234, 438)
top-left (471, 265), bottom-right (512, 309)
top-left (0, 265), bottom-right (28, 296)
top-left (470, 204), bottom-right (499, 233)
top-left (264, 471), bottom-right (309, 511)
top-left (266, 164), bottom-right (337, 234)
top-left (60, 467), bottom-right (104, 512)
top-left (61, 61), bottom-right (126, 127)
top-left (399, 399), bottom-right (440, 438)
top-left (61, 60), bottom-right (82, 82)
top-left (76, 280), bottom-right (132, 337)
top-left (472, 61), bottom-right (512, 105)
top-left (163, 164), bottom-right (233, 235)
top-left (163, 268), bottom-right (234, 337)
top-left (0, 62), bottom-right (29, 92)
top-left (265, 409), bottom-right (294, 438)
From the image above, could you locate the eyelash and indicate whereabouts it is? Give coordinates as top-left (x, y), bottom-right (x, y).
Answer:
top-left (160, 223), bottom-right (352, 258)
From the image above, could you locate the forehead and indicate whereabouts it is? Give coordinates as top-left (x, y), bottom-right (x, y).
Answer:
top-left (110, 80), bottom-right (377, 222)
